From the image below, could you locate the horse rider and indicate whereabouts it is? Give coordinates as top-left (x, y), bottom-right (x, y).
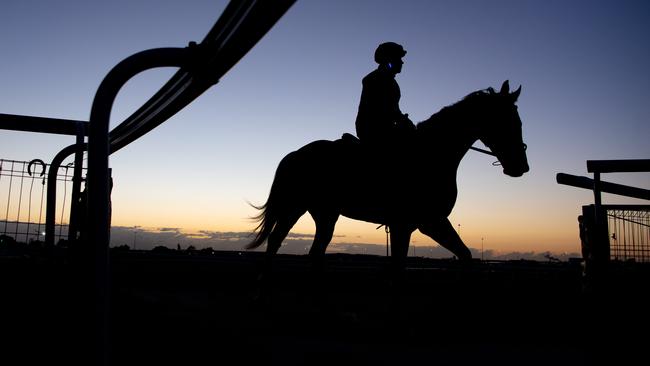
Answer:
top-left (355, 41), bottom-right (415, 154)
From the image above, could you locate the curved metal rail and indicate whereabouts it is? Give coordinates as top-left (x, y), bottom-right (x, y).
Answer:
top-left (85, 2), bottom-right (296, 364)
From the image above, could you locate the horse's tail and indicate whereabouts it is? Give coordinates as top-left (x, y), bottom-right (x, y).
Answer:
top-left (246, 201), bottom-right (273, 250)
top-left (246, 154), bottom-right (294, 250)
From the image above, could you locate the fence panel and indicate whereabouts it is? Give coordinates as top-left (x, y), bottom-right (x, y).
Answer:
top-left (0, 158), bottom-right (81, 245)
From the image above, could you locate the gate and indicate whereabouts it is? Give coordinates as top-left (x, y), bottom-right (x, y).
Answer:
top-left (558, 159), bottom-right (649, 262)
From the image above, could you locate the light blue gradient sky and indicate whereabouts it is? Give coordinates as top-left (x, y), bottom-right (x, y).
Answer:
top-left (1, 0), bottom-right (648, 255)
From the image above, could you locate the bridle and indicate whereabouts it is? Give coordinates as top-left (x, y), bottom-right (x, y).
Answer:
top-left (470, 143), bottom-right (527, 166)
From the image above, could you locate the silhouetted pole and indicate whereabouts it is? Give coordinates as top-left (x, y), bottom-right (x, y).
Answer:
top-left (385, 226), bottom-right (389, 257)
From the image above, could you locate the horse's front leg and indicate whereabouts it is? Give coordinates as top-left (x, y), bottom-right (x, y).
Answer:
top-left (386, 225), bottom-right (415, 318)
top-left (419, 218), bottom-right (472, 261)
top-left (390, 225), bottom-right (413, 260)
top-left (389, 225), bottom-right (415, 271)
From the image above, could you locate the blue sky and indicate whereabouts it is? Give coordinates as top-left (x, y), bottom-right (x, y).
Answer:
top-left (1, 0), bottom-right (648, 256)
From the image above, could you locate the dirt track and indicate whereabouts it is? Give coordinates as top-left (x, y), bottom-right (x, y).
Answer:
top-left (3, 250), bottom-right (648, 365)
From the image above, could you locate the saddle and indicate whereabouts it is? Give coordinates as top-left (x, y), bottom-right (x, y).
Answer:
top-left (338, 132), bottom-right (412, 162)
top-left (337, 132), bottom-right (414, 182)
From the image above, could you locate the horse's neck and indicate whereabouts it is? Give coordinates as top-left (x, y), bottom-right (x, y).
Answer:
top-left (418, 108), bottom-right (478, 170)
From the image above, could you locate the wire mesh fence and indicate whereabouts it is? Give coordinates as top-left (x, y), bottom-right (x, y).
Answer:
top-left (0, 158), bottom-right (82, 245)
top-left (607, 205), bottom-right (650, 263)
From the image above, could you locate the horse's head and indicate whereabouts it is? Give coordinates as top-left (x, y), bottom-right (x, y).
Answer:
top-left (478, 80), bottom-right (529, 177)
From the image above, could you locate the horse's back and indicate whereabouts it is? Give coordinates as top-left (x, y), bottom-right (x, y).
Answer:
top-left (294, 135), bottom-right (361, 161)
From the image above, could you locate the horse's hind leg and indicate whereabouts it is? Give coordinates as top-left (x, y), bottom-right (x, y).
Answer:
top-left (266, 209), bottom-right (305, 255)
top-left (419, 218), bottom-right (472, 261)
top-left (260, 210), bottom-right (304, 280)
top-left (254, 209), bottom-right (304, 301)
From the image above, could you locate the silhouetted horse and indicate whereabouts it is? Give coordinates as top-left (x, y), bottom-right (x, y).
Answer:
top-left (248, 80), bottom-right (529, 268)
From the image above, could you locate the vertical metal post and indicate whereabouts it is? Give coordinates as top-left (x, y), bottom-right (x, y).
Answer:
top-left (68, 122), bottom-right (86, 241)
top-left (587, 170), bottom-right (610, 294)
top-left (592, 171), bottom-right (610, 262)
top-left (593, 172), bottom-right (602, 209)
top-left (87, 47), bottom-right (190, 366)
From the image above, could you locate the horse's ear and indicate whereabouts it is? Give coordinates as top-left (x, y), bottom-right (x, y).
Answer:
top-left (511, 85), bottom-right (521, 102)
top-left (499, 80), bottom-right (510, 94)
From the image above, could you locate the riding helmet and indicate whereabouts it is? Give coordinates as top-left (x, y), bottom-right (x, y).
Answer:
top-left (374, 42), bottom-right (407, 64)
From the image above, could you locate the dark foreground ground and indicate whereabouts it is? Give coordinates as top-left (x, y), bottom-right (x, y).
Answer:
top-left (2, 248), bottom-right (649, 365)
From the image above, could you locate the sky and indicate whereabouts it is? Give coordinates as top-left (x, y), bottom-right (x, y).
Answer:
top-left (1, 0), bottom-right (648, 258)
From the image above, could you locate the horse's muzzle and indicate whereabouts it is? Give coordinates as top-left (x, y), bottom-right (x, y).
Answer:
top-left (504, 162), bottom-right (529, 177)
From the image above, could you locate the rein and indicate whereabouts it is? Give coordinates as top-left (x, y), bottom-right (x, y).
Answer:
top-left (469, 145), bottom-right (495, 156)
top-left (469, 145), bottom-right (502, 166)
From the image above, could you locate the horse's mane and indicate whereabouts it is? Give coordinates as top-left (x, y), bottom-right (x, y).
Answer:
top-left (417, 87), bottom-right (498, 133)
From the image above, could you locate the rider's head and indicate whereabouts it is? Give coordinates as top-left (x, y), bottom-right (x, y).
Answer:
top-left (374, 42), bottom-right (406, 74)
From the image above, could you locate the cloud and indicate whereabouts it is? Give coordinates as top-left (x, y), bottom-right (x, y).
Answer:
top-left (285, 232), bottom-right (315, 240)
top-left (157, 227), bottom-right (181, 233)
top-left (197, 230), bottom-right (255, 241)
